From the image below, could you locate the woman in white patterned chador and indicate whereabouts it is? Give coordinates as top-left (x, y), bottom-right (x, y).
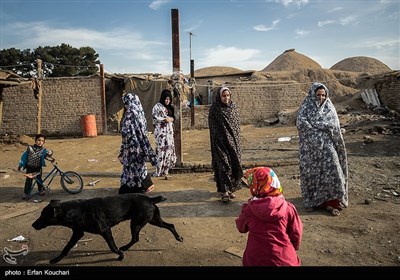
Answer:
top-left (152, 89), bottom-right (176, 178)
top-left (296, 82), bottom-right (348, 216)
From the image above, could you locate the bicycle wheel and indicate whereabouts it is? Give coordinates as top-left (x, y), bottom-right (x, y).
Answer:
top-left (60, 171), bottom-right (83, 194)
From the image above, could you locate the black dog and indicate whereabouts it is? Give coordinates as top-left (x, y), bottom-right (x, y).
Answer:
top-left (32, 193), bottom-right (183, 264)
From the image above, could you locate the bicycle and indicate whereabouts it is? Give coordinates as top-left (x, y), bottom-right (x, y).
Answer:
top-left (24, 157), bottom-right (84, 198)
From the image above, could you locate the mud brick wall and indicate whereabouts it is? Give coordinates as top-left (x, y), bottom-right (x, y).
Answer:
top-left (181, 105), bottom-right (210, 130)
top-left (0, 76), bottom-right (103, 136)
top-left (1, 85), bottom-right (37, 136)
top-left (7, 74), bottom-right (397, 136)
top-left (182, 81), bottom-right (305, 129)
top-left (375, 72), bottom-right (400, 112)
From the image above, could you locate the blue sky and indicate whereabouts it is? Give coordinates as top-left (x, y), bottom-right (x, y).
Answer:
top-left (1, 0), bottom-right (399, 75)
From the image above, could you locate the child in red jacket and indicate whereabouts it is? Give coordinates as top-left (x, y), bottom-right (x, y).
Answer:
top-left (235, 167), bottom-right (303, 266)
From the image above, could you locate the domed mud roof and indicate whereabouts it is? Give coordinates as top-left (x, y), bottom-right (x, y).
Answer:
top-left (262, 49), bottom-right (322, 71)
top-left (330, 56), bottom-right (391, 74)
top-left (194, 66), bottom-right (244, 76)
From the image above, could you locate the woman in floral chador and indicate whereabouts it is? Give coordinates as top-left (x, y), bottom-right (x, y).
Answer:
top-left (296, 82), bottom-right (348, 216)
top-left (118, 92), bottom-right (157, 194)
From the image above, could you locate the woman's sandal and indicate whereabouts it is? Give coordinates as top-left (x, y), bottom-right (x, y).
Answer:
top-left (228, 192), bottom-right (236, 199)
top-left (145, 185), bottom-right (155, 194)
top-left (221, 193), bottom-right (230, 202)
top-left (305, 207), bottom-right (314, 213)
top-left (326, 206), bottom-right (340, 216)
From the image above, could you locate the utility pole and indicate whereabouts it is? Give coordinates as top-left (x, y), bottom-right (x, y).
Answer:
top-left (36, 59), bottom-right (43, 134)
top-left (189, 32), bottom-right (194, 62)
top-left (171, 9), bottom-right (182, 165)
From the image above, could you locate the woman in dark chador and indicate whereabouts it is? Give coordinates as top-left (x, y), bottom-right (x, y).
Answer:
top-left (208, 86), bottom-right (243, 202)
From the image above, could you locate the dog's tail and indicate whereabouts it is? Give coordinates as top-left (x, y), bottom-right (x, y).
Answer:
top-left (149, 195), bottom-right (166, 204)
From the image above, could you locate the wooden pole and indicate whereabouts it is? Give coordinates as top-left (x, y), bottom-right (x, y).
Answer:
top-left (36, 59), bottom-right (43, 134)
top-left (190, 59), bottom-right (195, 129)
top-left (171, 9), bottom-right (182, 165)
top-left (100, 64), bottom-right (107, 134)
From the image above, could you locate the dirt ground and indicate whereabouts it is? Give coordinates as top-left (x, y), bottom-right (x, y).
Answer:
top-left (1, 97), bottom-right (400, 271)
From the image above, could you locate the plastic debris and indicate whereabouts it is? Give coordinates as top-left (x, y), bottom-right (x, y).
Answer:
top-left (88, 179), bottom-right (101, 186)
top-left (7, 235), bottom-right (27, 242)
top-left (278, 137), bottom-right (291, 142)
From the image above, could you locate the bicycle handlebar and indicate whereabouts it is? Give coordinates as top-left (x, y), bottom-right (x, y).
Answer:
top-left (45, 156), bottom-right (56, 163)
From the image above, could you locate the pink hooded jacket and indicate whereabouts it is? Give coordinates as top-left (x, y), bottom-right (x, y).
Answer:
top-left (235, 195), bottom-right (303, 266)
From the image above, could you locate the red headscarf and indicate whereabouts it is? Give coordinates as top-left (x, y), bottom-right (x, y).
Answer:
top-left (244, 167), bottom-right (283, 198)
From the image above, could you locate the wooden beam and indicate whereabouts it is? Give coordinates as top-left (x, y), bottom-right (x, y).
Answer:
top-left (190, 59), bottom-right (195, 129)
top-left (100, 64), bottom-right (107, 134)
top-left (36, 59), bottom-right (43, 134)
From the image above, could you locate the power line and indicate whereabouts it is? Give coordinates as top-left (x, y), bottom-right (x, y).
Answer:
top-left (0, 62), bottom-right (98, 69)
top-left (0, 63), bottom-right (32, 68)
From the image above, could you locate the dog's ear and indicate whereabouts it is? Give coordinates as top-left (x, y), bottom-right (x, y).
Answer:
top-left (65, 209), bottom-right (80, 222)
top-left (53, 206), bottom-right (63, 218)
top-left (50, 200), bottom-right (62, 217)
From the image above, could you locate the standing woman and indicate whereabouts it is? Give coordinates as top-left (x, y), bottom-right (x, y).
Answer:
top-left (152, 89), bottom-right (177, 177)
top-left (296, 82), bottom-right (348, 216)
top-left (208, 86), bottom-right (243, 202)
top-left (118, 92), bottom-right (158, 194)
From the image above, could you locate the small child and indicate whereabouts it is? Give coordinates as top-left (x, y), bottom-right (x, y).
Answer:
top-left (18, 134), bottom-right (53, 200)
top-left (235, 167), bottom-right (303, 266)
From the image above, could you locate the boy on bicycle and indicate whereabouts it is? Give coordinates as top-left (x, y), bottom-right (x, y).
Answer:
top-left (18, 133), bottom-right (53, 200)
